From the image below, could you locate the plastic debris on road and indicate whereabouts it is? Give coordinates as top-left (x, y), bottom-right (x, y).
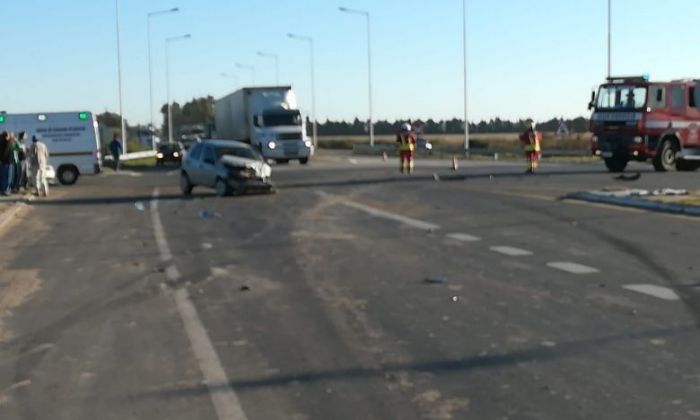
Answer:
top-left (198, 209), bottom-right (221, 219)
top-left (424, 276), bottom-right (448, 285)
top-left (451, 296), bottom-right (460, 302)
top-left (433, 173), bottom-right (441, 182)
top-left (134, 202), bottom-right (146, 211)
top-left (594, 188), bottom-right (689, 198)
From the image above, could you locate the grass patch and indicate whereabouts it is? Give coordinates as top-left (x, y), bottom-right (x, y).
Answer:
top-left (122, 157), bottom-right (156, 167)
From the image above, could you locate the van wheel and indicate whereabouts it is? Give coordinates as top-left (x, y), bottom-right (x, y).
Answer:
top-left (300, 158), bottom-right (309, 165)
top-left (653, 139), bottom-right (678, 172)
top-left (604, 157), bottom-right (628, 173)
top-left (58, 165), bottom-right (79, 185)
top-left (180, 172), bottom-right (194, 196)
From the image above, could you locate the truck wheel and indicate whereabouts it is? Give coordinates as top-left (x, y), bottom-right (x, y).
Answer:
top-left (215, 178), bottom-right (231, 197)
top-left (653, 139), bottom-right (678, 172)
top-left (58, 165), bottom-right (79, 185)
top-left (299, 158), bottom-right (309, 165)
top-left (180, 172), bottom-right (194, 196)
top-left (604, 157), bottom-right (628, 173)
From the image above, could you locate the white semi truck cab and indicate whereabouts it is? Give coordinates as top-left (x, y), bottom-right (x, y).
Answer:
top-left (215, 86), bottom-right (313, 164)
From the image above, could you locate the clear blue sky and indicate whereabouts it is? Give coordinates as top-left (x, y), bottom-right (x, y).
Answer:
top-left (2, 0), bottom-right (700, 126)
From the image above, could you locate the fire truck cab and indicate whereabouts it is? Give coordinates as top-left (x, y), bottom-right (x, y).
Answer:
top-left (589, 76), bottom-right (700, 172)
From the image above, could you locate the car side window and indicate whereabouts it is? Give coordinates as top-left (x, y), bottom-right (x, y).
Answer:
top-left (203, 146), bottom-right (217, 164)
top-left (671, 85), bottom-right (685, 109)
top-left (188, 144), bottom-right (202, 161)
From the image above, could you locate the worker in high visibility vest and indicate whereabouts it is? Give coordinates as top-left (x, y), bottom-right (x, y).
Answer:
top-left (519, 120), bottom-right (542, 174)
top-left (396, 123), bottom-right (416, 174)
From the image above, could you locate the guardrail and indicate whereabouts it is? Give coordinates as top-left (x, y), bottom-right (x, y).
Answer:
top-left (352, 144), bottom-right (590, 158)
top-left (103, 150), bottom-right (157, 162)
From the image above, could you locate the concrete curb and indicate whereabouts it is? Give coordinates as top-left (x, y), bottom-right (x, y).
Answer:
top-left (565, 192), bottom-right (700, 217)
top-left (0, 202), bottom-right (28, 231)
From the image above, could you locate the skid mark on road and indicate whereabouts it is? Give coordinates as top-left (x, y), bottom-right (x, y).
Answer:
top-left (151, 189), bottom-right (249, 420)
top-left (342, 200), bottom-right (440, 231)
top-left (623, 284), bottom-right (681, 301)
top-left (547, 262), bottom-right (600, 275)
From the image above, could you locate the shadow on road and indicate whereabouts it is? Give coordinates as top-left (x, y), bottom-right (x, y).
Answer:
top-left (132, 324), bottom-right (693, 399)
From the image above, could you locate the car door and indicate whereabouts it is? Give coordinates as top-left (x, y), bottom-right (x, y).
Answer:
top-left (184, 143), bottom-right (204, 184)
top-left (200, 145), bottom-right (219, 187)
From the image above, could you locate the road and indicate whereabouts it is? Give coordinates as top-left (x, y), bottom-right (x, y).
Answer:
top-left (1, 156), bottom-right (699, 419)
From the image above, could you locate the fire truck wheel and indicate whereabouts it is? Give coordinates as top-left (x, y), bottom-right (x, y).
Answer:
top-left (604, 157), bottom-right (628, 173)
top-left (653, 139), bottom-right (679, 172)
top-left (676, 160), bottom-right (700, 172)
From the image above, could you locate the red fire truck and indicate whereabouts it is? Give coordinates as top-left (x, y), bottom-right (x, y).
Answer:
top-left (589, 76), bottom-right (700, 172)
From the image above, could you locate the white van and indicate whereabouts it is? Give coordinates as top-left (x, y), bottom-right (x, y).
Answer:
top-left (0, 112), bottom-right (102, 185)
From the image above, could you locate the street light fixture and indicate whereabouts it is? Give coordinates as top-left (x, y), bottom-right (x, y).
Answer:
top-left (256, 51), bottom-right (279, 85)
top-left (147, 7), bottom-right (179, 148)
top-left (165, 34), bottom-right (192, 144)
top-left (236, 63), bottom-right (256, 86)
top-left (287, 33), bottom-right (317, 149)
top-left (114, 0), bottom-right (127, 153)
top-left (339, 6), bottom-right (374, 147)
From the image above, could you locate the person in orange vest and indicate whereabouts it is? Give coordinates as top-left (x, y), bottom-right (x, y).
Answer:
top-left (396, 123), bottom-right (416, 174)
top-left (519, 120), bottom-right (542, 174)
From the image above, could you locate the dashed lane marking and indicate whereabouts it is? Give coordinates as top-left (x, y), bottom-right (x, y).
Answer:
top-left (489, 246), bottom-right (533, 257)
top-left (446, 233), bottom-right (481, 242)
top-left (151, 189), bottom-right (249, 420)
top-left (623, 284), bottom-right (681, 301)
top-left (547, 262), bottom-right (600, 274)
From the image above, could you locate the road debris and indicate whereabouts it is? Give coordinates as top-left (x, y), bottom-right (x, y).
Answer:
top-left (614, 172), bottom-right (641, 181)
top-left (134, 202), bottom-right (146, 211)
top-left (240, 285), bottom-right (251, 292)
top-left (198, 209), bottom-right (221, 219)
top-left (451, 296), bottom-right (460, 302)
top-left (433, 173), bottom-right (441, 182)
top-left (424, 276), bottom-right (448, 285)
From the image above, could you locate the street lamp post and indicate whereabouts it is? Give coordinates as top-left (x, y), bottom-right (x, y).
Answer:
top-left (339, 6), bottom-right (374, 147)
top-left (256, 52), bottom-right (279, 85)
top-left (165, 34), bottom-right (191, 144)
top-left (236, 63), bottom-right (256, 86)
top-left (147, 7), bottom-right (179, 149)
top-left (287, 33), bottom-right (317, 149)
top-left (607, 0), bottom-right (612, 78)
top-left (114, 0), bottom-right (127, 153)
top-left (462, 0), bottom-right (470, 154)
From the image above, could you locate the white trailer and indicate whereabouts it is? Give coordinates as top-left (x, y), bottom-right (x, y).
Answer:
top-left (0, 111), bottom-right (102, 185)
top-left (215, 86), bottom-right (313, 164)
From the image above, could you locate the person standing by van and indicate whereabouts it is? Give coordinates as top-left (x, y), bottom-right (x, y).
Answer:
top-left (0, 132), bottom-right (15, 195)
top-left (29, 135), bottom-right (50, 197)
top-left (10, 132), bottom-right (24, 193)
top-left (110, 133), bottom-right (123, 171)
top-left (17, 132), bottom-right (29, 191)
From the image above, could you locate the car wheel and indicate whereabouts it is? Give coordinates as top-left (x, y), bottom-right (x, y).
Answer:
top-left (604, 157), bottom-right (628, 173)
top-left (215, 178), bottom-right (231, 197)
top-left (180, 172), bottom-right (194, 196)
top-left (57, 165), bottom-right (79, 185)
top-left (653, 139), bottom-right (678, 172)
top-left (299, 158), bottom-right (309, 165)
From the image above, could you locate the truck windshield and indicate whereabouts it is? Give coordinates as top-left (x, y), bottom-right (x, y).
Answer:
top-left (263, 111), bottom-right (302, 127)
top-left (596, 85), bottom-right (647, 110)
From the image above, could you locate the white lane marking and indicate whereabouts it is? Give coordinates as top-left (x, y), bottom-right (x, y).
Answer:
top-left (446, 233), bottom-right (481, 242)
top-left (291, 231), bottom-right (357, 240)
top-left (151, 189), bottom-right (248, 420)
top-left (342, 201), bottom-right (440, 231)
top-left (490, 246), bottom-right (533, 257)
top-left (623, 284), bottom-right (680, 301)
top-left (547, 262), bottom-right (600, 274)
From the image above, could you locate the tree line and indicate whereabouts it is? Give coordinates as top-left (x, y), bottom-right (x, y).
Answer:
top-left (97, 96), bottom-right (590, 136)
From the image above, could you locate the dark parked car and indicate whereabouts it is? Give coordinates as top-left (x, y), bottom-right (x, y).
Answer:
top-left (156, 143), bottom-right (183, 166)
top-left (180, 140), bottom-right (273, 197)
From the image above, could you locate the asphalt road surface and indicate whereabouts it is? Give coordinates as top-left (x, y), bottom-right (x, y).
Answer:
top-left (1, 156), bottom-right (699, 420)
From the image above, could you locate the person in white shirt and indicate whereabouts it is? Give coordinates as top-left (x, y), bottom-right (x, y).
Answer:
top-left (28, 135), bottom-right (50, 197)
